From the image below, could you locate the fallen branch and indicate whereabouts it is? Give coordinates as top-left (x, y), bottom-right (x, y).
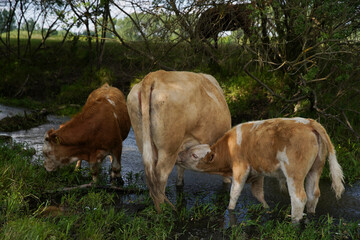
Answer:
top-left (47, 183), bottom-right (146, 194)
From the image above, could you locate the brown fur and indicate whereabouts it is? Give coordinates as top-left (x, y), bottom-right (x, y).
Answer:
top-left (43, 84), bottom-right (131, 183)
top-left (181, 118), bottom-right (344, 223)
top-left (127, 70), bottom-right (231, 212)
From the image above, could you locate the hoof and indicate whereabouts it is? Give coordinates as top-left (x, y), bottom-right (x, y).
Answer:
top-left (111, 177), bottom-right (124, 186)
top-left (176, 180), bottom-right (184, 188)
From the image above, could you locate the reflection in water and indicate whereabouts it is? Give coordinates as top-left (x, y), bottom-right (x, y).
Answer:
top-left (1, 104), bottom-right (360, 226)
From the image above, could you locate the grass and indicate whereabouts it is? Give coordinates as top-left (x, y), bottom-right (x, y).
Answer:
top-left (0, 140), bottom-right (359, 239)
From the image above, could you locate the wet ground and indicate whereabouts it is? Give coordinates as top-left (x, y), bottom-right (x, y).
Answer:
top-left (1, 104), bottom-right (359, 226)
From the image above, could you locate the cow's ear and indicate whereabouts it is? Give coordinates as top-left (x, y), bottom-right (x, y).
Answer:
top-left (208, 152), bottom-right (215, 163)
top-left (49, 132), bottom-right (60, 144)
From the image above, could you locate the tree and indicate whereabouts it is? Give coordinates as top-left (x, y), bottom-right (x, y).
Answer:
top-left (0, 9), bottom-right (16, 32)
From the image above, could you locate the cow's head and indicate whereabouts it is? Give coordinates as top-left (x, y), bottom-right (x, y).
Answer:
top-left (177, 144), bottom-right (214, 172)
top-left (43, 129), bottom-right (79, 171)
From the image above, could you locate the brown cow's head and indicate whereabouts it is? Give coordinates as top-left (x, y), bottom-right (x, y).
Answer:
top-left (43, 129), bottom-right (79, 171)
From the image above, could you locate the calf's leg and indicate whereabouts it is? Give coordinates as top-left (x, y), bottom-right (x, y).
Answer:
top-left (305, 157), bottom-right (324, 215)
top-left (228, 163), bottom-right (250, 210)
top-left (249, 175), bottom-right (269, 208)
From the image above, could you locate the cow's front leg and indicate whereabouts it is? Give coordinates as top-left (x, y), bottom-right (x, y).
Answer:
top-left (75, 160), bottom-right (82, 171)
top-left (89, 161), bottom-right (100, 183)
top-left (228, 163), bottom-right (250, 210)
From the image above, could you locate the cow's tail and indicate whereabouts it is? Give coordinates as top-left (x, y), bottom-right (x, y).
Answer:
top-left (311, 120), bottom-right (345, 199)
top-left (140, 77), bottom-right (174, 212)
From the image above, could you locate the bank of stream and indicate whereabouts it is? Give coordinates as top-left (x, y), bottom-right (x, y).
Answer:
top-left (0, 103), bottom-right (359, 229)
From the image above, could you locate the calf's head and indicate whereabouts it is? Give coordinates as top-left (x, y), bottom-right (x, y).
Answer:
top-left (178, 144), bottom-right (215, 172)
top-left (43, 129), bottom-right (79, 171)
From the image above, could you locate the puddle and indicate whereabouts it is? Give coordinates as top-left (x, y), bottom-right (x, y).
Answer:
top-left (1, 103), bottom-right (359, 226)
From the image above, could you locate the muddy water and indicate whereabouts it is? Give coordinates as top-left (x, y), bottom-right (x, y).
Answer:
top-left (1, 104), bottom-right (359, 226)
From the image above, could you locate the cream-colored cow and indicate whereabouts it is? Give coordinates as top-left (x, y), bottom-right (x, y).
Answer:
top-left (178, 117), bottom-right (344, 223)
top-left (127, 70), bottom-right (231, 211)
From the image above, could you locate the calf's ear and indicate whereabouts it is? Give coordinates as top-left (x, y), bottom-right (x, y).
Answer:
top-left (207, 152), bottom-right (215, 163)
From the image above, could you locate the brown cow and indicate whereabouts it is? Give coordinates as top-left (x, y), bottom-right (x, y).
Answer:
top-left (43, 83), bottom-right (131, 184)
top-left (127, 70), bottom-right (231, 211)
top-left (178, 117), bottom-right (345, 223)
top-left (196, 3), bottom-right (252, 48)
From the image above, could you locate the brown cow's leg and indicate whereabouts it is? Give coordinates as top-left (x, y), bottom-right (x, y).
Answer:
top-left (89, 162), bottom-right (100, 183)
top-left (110, 148), bottom-right (124, 186)
top-left (250, 176), bottom-right (269, 208)
top-left (75, 160), bottom-right (82, 171)
top-left (228, 163), bottom-right (250, 210)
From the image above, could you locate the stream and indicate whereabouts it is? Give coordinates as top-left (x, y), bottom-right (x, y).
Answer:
top-left (0, 103), bottom-right (359, 226)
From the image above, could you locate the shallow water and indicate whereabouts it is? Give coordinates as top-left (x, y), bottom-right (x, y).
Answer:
top-left (1, 103), bottom-right (359, 226)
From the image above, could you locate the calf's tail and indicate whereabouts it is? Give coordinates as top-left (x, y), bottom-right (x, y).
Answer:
top-left (311, 120), bottom-right (345, 199)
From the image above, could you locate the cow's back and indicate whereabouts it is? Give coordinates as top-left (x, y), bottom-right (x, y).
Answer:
top-left (85, 83), bottom-right (130, 140)
top-left (56, 84), bottom-right (130, 146)
top-left (237, 118), bottom-right (317, 172)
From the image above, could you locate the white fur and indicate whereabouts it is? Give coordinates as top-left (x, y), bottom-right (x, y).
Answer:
top-left (236, 124), bottom-right (242, 146)
top-left (276, 147), bottom-right (289, 165)
top-left (204, 88), bottom-right (221, 106)
top-left (328, 152), bottom-right (345, 198)
top-left (113, 112), bottom-right (118, 119)
top-left (107, 97), bottom-right (116, 106)
top-left (250, 120), bottom-right (265, 131)
top-left (280, 117), bottom-right (309, 124)
top-left (280, 159), bottom-right (306, 223)
top-left (287, 176), bottom-right (306, 222)
top-left (228, 167), bottom-right (250, 210)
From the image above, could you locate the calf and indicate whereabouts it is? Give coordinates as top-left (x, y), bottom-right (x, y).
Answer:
top-left (43, 84), bottom-right (131, 184)
top-left (178, 117), bottom-right (345, 223)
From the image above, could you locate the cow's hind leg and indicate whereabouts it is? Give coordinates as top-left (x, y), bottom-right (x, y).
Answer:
top-left (228, 163), bottom-right (250, 210)
top-left (110, 147), bottom-right (124, 186)
top-left (305, 156), bottom-right (324, 215)
top-left (155, 151), bottom-right (177, 209)
top-left (249, 175), bottom-right (269, 208)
